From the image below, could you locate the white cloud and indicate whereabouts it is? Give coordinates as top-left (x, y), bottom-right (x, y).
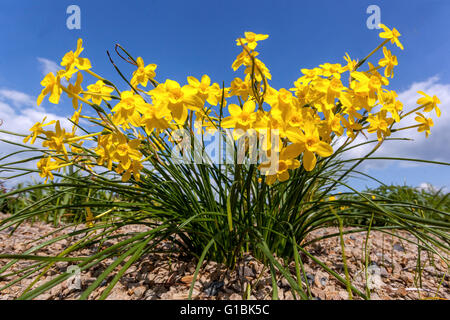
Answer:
top-left (341, 76), bottom-right (450, 169)
top-left (0, 91), bottom-right (69, 136)
top-left (0, 89), bottom-right (70, 187)
top-left (417, 182), bottom-right (448, 194)
top-left (0, 89), bottom-right (35, 107)
top-left (37, 57), bottom-right (60, 76)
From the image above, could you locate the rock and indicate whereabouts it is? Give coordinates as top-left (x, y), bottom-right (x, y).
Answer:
top-left (325, 290), bottom-right (340, 300)
top-left (283, 290), bottom-right (294, 300)
top-left (255, 289), bottom-right (267, 300)
top-left (204, 281), bottom-right (224, 297)
top-left (393, 243), bottom-right (405, 252)
top-left (229, 293), bottom-right (242, 300)
top-left (338, 290), bottom-right (349, 300)
top-left (370, 292), bottom-right (382, 300)
top-left (306, 273), bottom-right (315, 286)
top-left (280, 277), bottom-right (290, 288)
top-left (314, 271), bottom-right (329, 288)
top-left (380, 267), bottom-right (389, 278)
top-left (240, 266), bottom-right (255, 279)
top-left (400, 273), bottom-right (414, 285)
top-left (36, 293), bottom-right (52, 300)
top-left (368, 273), bottom-right (384, 290)
top-left (170, 292), bottom-right (189, 300)
top-left (180, 275), bottom-right (194, 285)
top-left (133, 286), bottom-right (147, 299)
top-left (368, 264), bottom-right (381, 275)
top-left (396, 287), bottom-right (407, 297)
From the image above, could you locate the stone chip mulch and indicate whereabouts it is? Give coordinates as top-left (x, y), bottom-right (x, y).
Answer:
top-left (0, 214), bottom-right (448, 300)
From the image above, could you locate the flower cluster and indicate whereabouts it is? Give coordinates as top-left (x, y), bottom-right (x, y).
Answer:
top-left (26, 25), bottom-right (441, 184)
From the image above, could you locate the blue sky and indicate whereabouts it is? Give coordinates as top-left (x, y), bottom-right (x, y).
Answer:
top-left (0, 0), bottom-right (449, 191)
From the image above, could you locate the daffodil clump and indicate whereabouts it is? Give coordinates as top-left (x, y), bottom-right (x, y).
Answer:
top-left (3, 25), bottom-right (450, 301)
top-left (27, 25), bottom-right (441, 185)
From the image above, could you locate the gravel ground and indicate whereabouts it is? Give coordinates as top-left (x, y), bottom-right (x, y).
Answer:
top-left (0, 214), bottom-right (449, 300)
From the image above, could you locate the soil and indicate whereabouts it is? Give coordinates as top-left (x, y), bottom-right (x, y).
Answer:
top-left (0, 214), bottom-right (449, 300)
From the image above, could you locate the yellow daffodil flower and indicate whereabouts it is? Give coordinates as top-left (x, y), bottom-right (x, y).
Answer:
top-left (23, 117), bottom-right (56, 144)
top-left (416, 91), bottom-right (441, 117)
top-left (37, 70), bottom-right (65, 106)
top-left (85, 80), bottom-right (115, 105)
top-left (67, 72), bottom-right (84, 109)
top-left (221, 100), bottom-right (257, 138)
top-left (378, 47), bottom-right (398, 78)
top-left (260, 144), bottom-right (302, 185)
top-left (286, 123), bottom-right (333, 171)
top-left (367, 110), bottom-right (394, 141)
top-left (236, 32), bottom-right (269, 50)
top-left (378, 24), bottom-right (404, 50)
top-left (415, 112), bottom-right (434, 137)
top-left (111, 91), bottom-right (146, 127)
top-left (130, 57), bottom-right (157, 88)
top-left (61, 38), bottom-right (92, 79)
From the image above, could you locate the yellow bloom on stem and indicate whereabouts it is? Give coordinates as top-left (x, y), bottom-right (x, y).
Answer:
top-left (85, 80), bottom-right (115, 105)
top-left (286, 112), bottom-right (304, 130)
top-left (60, 38), bottom-right (92, 79)
top-left (380, 90), bottom-right (403, 122)
top-left (236, 32), bottom-right (269, 50)
top-left (265, 87), bottom-right (297, 114)
top-left (150, 79), bottom-right (202, 125)
top-left (286, 123), bottom-right (333, 172)
top-left (415, 112), bottom-right (434, 137)
top-left (339, 115), bottom-right (362, 139)
top-left (351, 71), bottom-right (388, 106)
top-left (343, 53), bottom-right (358, 72)
top-left (326, 111), bottom-right (344, 136)
top-left (111, 133), bottom-right (142, 171)
top-left (37, 70), bottom-right (65, 106)
top-left (37, 157), bottom-right (57, 183)
top-left (71, 105), bottom-right (83, 126)
top-left (260, 144), bottom-right (302, 185)
top-left (221, 100), bottom-right (257, 138)
top-left (230, 77), bottom-right (252, 101)
top-left (117, 159), bottom-right (143, 182)
top-left (186, 75), bottom-right (222, 106)
top-left (95, 134), bottom-right (115, 170)
top-left (70, 140), bottom-right (84, 155)
top-left (378, 47), bottom-right (398, 78)
top-left (329, 78), bottom-right (346, 102)
top-left (23, 117), bottom-right (56, 144)
top-left (416, 91), bottom-right (441, 117)
top-left (295, 68), bottom-right (322, 86)
top-left (378, 24), bottom-right (404, 50)
top-left (37, 156), bottom-right (67, 183)
top-left (232, 50), bottom-right (259, 72)
top-left (130, 57), bottom-right (157, 88)
top-left (111, 91), bottom-right (145, 127)
top-left (67, 72), bottom-right (84, 109)
top-left (319, 62), bottom-right (344, 79)
top-left (367, 110), bottom-right (394, 141)
top-left (139, 103), bottom-right (171, 134)
top-left (242, 58), bottom-right (272, 81)
top-left (42, 120), bottom-right (74, 158)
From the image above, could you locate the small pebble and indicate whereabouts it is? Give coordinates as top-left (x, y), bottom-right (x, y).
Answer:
top-left (204, 281), bottom-right (224, 297)
top-left (393, 243), bottom-right (405, 252)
